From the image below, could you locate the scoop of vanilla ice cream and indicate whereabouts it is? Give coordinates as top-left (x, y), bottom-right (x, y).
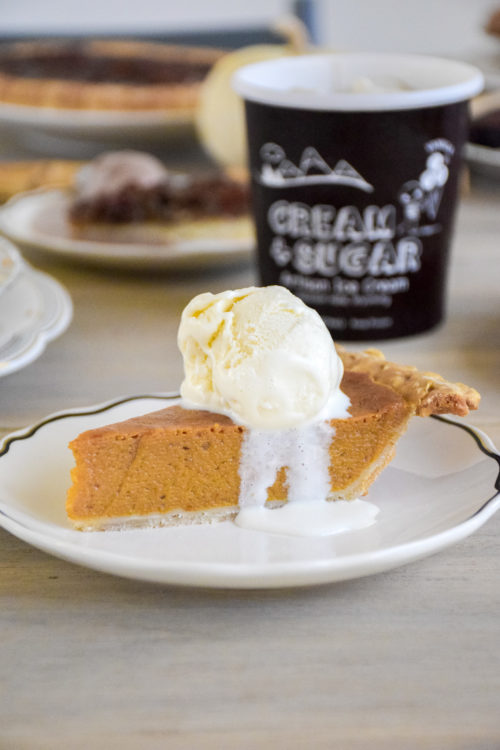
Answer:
top-left (178, 286), bottom-right (344, 429)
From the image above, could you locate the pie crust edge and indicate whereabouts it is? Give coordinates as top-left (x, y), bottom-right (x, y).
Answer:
top-left (336, 345), bottom-right (480, 417)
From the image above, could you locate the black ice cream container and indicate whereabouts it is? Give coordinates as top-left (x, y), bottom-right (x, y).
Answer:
top-left (233, 53), bottom-right (483, 340)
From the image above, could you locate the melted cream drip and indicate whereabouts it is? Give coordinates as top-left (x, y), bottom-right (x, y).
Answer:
top-left (233, 388), bottom-right (378, 537)
top-left (238, 419), bottom-right (334, 508)
top-left (235, 499), bottom-right (379, 537)
top-left (176, 284), bottom-right (381, 537)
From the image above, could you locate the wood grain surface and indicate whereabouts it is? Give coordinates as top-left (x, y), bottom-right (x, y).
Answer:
top-left (0, 172), bottom-right (499, 750)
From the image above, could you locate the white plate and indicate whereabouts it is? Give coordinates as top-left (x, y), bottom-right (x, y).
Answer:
top-left (0, 236), bottom-right (22, 295)
top-left (0, 259), bottom-right (73, 376)
top-left (0, 100), bottom-right (194, 144)
top-left (466, 142), bottom-right (500, 179)
top-left (0, 189), bottom-right (254, 270)
top-left (0, 395), bottom-right (498, 589)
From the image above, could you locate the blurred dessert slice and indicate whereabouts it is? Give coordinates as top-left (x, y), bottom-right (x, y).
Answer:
top-left (67, 150), bottom-right (253, 245)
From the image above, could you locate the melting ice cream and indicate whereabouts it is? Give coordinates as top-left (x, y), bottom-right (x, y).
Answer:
top-left (177, 286), bottom-right (378, 536)
top-left (178, 285), bottom-right (347, 429)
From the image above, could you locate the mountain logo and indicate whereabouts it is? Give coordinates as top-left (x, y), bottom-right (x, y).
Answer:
top-left (258, 143), bottom-right (374, 193)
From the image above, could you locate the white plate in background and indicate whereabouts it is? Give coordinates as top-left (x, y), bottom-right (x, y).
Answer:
top-left (466, 142), bottom-right (500, 179)
top-left (0, 188), bottom-right (255, 271)
top-left (0, 101), bottom-right (195, 144)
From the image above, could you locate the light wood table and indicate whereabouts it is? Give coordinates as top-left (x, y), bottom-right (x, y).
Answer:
top-left (0, 173), bottom-right (499, 750)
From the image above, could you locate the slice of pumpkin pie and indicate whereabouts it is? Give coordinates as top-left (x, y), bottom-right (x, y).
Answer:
top-left (66, 287), bottom-right (479, 531)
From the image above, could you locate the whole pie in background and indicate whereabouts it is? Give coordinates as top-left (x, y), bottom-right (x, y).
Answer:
top-left (0, 39), bottom-right (224, 112)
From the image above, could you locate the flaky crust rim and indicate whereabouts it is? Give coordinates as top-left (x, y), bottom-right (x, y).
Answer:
top-left (337, 345), bottom-right (480, 417)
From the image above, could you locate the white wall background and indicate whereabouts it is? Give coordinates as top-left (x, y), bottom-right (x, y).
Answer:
top-left (319, 0), bottom-right (499, 60)
top-left (0, 0), bottom-right (498, 63)
top-left (0, 0), bottom-right (292, 35)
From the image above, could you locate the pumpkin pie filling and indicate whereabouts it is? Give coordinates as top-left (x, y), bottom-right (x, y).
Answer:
top-left (66, 371), bottom-right (412, 530)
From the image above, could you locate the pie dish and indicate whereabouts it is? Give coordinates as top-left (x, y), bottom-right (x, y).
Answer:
top-left (0, 39), bottom-right (223, 112)
top-left (66, 347), bottom-right (480, 531)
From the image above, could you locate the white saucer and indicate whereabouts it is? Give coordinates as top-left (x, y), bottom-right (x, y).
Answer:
top-left (0, 395), bottom-right (498, 589)
top-left (0, 258), bottom-right (73, 376)
top-left (0, 189), bottom-right (254, 270)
